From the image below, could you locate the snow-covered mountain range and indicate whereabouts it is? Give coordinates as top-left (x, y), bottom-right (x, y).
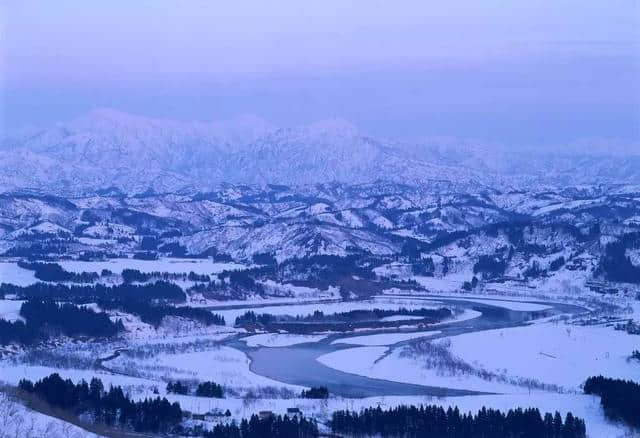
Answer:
top-left (3, 109), bottom-right (638, 195)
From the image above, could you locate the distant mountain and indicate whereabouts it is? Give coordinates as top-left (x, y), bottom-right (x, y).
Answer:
top-left (0, 109), bottom-right (501, 194)
top-left (1, 109), bottom-right (638, 194)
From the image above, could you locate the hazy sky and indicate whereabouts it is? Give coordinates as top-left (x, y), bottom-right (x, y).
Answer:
top-left (1, 1), bottom-right (639, 144)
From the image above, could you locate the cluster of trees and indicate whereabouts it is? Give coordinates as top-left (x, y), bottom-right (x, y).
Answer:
top-left (0, 300), bottom-right (123, 345)
top-left (278, 255), bottom-right (374, 283)
top-left (98, 300), bottom-right (225, 328)
top-left (20, 299), bottom-right (123, 337)
top-left (166, 380), bottom-right (224, 398)
top-left (0, 280), bottom-right (185, 302)
top-left (3, 242), bottom-right (67, 258)
top-left (121, 268), bottom-right (209, 284)
top-left (235, 310), bottom-right (276, 327)
top-left (166, 380), bottom-right (189, 395)
top-left (300, 386), bottom-right (329, 399)
top-left (17, 261), bottom-right (98, 283)
top-left (0, 319), bottom-right (38, 345)
top-left (196, 381), bottom-right (224, 398)
top-left (19, 373), bottom-right (183, 433)
top-left (293, 307), bottom-right (451, 323)
top-left (412, 257), bottom-right (436, 276)
top-left (584, 376), bottom-right (640, 428)
top-left (132, 251), bottom-right (158, 260)
top-left (203, 414), bottom-right (318, 438)
top-left (473, 255), bottom-right (507, 278)
top-left (549, 256), bottom-right (566, 272)
top-left (234, 307), bottom-right (451, 328)
top-left (218, 270), bottom-right (266, 294)
top-left (462, 276), bottom-right (479, 291)
top-left (598, 238), bottom-right (640, 284)
top-left (330, 405), bottom-right (586, 438)
top-left (189, 268), bottom-right (273, 299)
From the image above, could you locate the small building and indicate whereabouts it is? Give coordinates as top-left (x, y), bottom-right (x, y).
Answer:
top-left (205, 409), bottom-right (226, 422)
top-left (259, 410), bottom-right (274, 420)
top-left (287, 407), bottom-right (301, 416)
top-left (192, 413), bottom-right (206, 421)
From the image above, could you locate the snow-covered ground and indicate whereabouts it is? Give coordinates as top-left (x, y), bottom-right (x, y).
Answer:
top-left (215, 298), bottom-right (437, 327)
top-left (163, 393), bottom-right (632, 438)
top-left (380, 315), bottom-right (425, 322)
top-left (380, 291), bottom-right (553, 312)
top-left (317, 346), bottom-right (523, 394)
top-left (58, 258), bottom-right (248, 275)
top-left (0, 392), bottom-right (102, 438)
top-left (332, 331), bottom-right (440, 346)
top-left (0, 262), bottom-right (38, 286)
top-left (108, 346), bottom-right (303, 395)
top-left (317, 319), bottom-right (640, 395)
top-left (453, 298), bottom-right (552, 312)
top-left (0, 363), bottom-right (155, 390)
top-left (447, 322), bottom-right (640, 390)
top-left (0, 299), bottom-right (24, 322)
top-left (242, 333), bottom-right (327, 347)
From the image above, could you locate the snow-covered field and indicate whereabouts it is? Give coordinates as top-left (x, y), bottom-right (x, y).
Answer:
top-left (163, 393), bottom-right (631, 438)
top-left (0, 299), bottom-right (24, 322)
top-left (380, 291), bottom-right (553, 312)
top-left (317, 345), bottom-right (523, 394)
top-left (317, 319), bottom-right (640, 395)
top-left (242, 333), bottom-right (327, 347)
top-left (215, 298), bottom-right (438, 327)
top-left (108, 346), bottom-right (303, 395)
top-left (58, 258), bottom-right (247, 275)
top-left (0, 262), bottom-right (38, 286)
top-left (0, 392), bottom-right (101, 438)
top-left (332, 331), bottom-right (440, 346)
top-left (447, 322), bottom-right (640, 390)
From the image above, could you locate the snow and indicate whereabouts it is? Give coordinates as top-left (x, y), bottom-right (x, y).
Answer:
top-left (447, 322), bottom-right (640, 390)
top-left (215, 298), bottom-right (435, 327)
top-left (109, 346), bottom-right (303, 394)
top-left (58, 258), bottom-right (247, 275)
top-left (453, 298), bottom-right (553, 312)
top-left (380, 315), bottom-right (425, 322)
top-left (318, 320), bottom-right (640, 395)
top-left (0, 299), bottom-right (24, 322)
top-left (242, 333), bottom-right (327, 347)
top-left (317, 346), bottom-right (522, 394)
top-left (332, 331), bottom-right (440, 346)
top-left (163, 393), bottom-right (631, 438)
top-left (0, 392), bottom-right (102, 438)
top-left (0, 364), bottom-right (154, 389)
top-left (0, 262), bottom-right (38, 286)
top-left (381, 291), bottom-right (554, 312)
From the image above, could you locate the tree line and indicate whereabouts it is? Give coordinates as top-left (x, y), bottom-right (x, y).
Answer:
top-left (300, 386), bottom-right (329, 399)
top-left (17, 261), bottom-right (99, 283)
top-left (0, 300), bottom-right (123, 345)
top-left (234, 307), bottom-right (451, 328)
top-left (330, 405), bottom-right (586, 438)
top-left (98, 299), bottom-right (225, 328)
top-left (18, 373), bottom-right (183, 433)
top-left (203, 414), bottom-right (318, 438)
top-left (584, 375), bottom-right (640, 429)
top-left (166, 380), bottom-right (224, 398)
top-left (0, 280), bottom-right (185, 302)
top-left (121, 268), bottom-right (209, 284)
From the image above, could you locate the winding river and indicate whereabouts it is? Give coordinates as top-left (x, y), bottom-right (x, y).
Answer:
top-left (229, 295), bottom-right (587, 398)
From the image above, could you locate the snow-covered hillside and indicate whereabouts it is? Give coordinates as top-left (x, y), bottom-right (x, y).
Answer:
top-left (3, 109), bottom-right (637, 194)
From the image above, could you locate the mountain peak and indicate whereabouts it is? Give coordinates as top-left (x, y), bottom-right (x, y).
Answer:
top-left (305, 118), bottom-right (360, 137)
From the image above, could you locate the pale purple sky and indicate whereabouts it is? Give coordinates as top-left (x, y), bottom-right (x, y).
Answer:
top-left (1, 0), bottom-right (639, 144)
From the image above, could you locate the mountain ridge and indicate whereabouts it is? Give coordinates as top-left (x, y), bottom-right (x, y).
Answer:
top-left (2, 109), bottom-right (638, 195)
